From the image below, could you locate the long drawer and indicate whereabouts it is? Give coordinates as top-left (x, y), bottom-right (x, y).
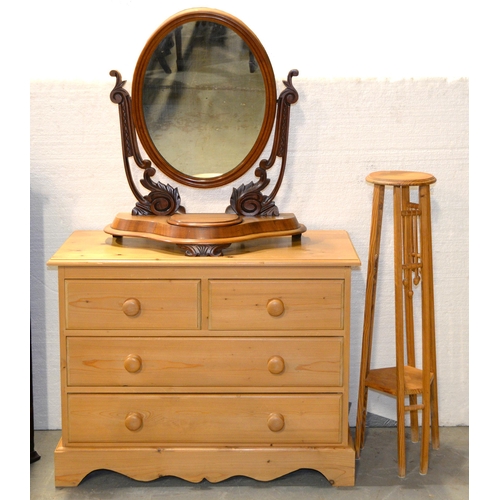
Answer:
top-left (209, 280), bottom-right (344, 330)
top-left (66, 337), bottom-right (343, 387)
top-left (65, 280), bottom-right (200, 330)
top-left (67, 394), bottom-right (342, 445)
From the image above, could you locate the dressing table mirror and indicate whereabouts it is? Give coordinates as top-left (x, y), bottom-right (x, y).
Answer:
top-left (104, 8), bottom-right (306, 256)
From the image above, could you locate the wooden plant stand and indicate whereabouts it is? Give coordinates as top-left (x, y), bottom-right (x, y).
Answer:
top-left (354, 171), bottom-right (440, 477)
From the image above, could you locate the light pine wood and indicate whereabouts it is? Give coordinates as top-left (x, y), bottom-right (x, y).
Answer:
top-left (402, 186), bottom-right (419, 442)
top-left (65, 279), bottom-right (200, 330)
top-left (208, 279), bottom-right (343, 330)
top-left (365, 170), bottom-right (436, 186)
top-left (47, 229), bottom-right (361, 267)
top-left (354, 183), bottom-right (384, 457)
top-left (66, 394), bottom-right (342, 445)
top-left (365, 366), bottom-right (434, 395)
top-left (355, 172), bottom-right (439, 478)
top-left (54, 439), bottom-right (356, 487)
top-left (48, 230), bottom-right (360, 487)
top-left (66, 337), bottom-right (343, 388)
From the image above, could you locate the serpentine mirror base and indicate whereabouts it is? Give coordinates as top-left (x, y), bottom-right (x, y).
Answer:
top-left (104, 213), bottom-right (306, 256)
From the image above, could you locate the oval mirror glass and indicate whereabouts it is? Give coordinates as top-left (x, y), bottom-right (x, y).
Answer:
top-left (132, 10), bottom-right (276, 188)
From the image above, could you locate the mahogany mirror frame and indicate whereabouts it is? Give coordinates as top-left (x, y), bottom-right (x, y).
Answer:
top-left (131, 8), bottom-right (277, 189)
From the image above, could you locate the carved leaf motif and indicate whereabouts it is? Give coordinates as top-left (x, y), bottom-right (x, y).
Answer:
top-left (136, 172), bottom-right (185, 216)
top-left (229, 181), bottom-right (278, 216)
top-left (179, 244), bottom-right (230, 257)
top-left (260, 199), bottom-right (279, 216)
top-left (132, 204), bottom-right (153, 216)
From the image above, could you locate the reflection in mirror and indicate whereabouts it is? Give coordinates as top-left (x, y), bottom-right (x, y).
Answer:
top-left (142, 21), bottom-right (266, 179)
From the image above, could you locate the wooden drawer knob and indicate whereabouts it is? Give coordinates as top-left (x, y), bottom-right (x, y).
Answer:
top-left (125, 412), bottom-right (143, 431)
top-left (122, 298), bottom-right (141, 317)
top-left (267, 355), bottom-right (285, 374)
top-left (267, 413), bottom-right (285, 432)
top-left (266, 298), bottom-right (284, 317)
top-left (124, 354), bottom-right (142, 373)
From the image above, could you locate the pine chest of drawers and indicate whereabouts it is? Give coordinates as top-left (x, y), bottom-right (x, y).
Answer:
top-left (48, 230), bottom-right (360, 487)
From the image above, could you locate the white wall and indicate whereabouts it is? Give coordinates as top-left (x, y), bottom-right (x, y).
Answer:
top-left (30, 0), bottom-right (469, 430)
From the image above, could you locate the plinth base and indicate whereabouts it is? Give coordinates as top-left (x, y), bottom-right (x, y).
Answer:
top-left (54, 437), bottom-right (355, 487)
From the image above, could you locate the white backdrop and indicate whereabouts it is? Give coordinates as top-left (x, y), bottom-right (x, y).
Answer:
top-left (29, 0), bottom-right (470, 430)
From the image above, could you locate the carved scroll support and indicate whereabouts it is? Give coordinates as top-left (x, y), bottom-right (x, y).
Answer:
top-left (227, 69), bottom-right (299, 217)
top-left (178, 244), bottom-right (231, 257)
top-left (110, 70), bottom-right (185, 216)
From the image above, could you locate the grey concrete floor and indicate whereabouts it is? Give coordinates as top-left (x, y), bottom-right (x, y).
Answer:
top-left (31, 427), bottom-right (468, 499)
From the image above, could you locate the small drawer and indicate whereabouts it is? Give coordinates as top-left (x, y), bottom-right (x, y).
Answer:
top-left (66, 337), bottom-right (343, 388)
top-left (209, 280), bottom-right (343, 331)
top-left (65, 280), bottom-right (200, 330)
top-left (67, 394), bottom-right (342, 445)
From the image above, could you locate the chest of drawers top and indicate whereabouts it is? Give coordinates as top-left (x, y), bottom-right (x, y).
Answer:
top-left (48, 230), bottom-right (360, 268)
